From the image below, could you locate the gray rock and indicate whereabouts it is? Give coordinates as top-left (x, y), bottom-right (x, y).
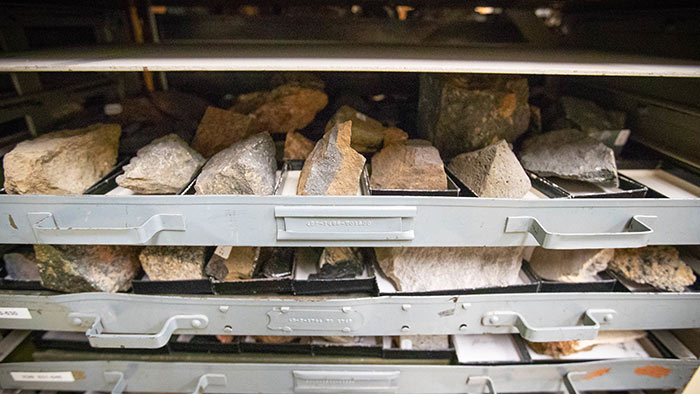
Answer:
top-left (116, 134), bottom-right (205, 194)
top-left (418, 74), bottom-right (530, 160)
top-left (375, 247), bottom-right (523, 292)
top-left (560, 96), bottom-right (626, 133)
top-left (529, 248), bottom-right (613, 282)
top-left (194, 132), bottom-right (276, 195)
top-left (34, 245), bottom-right (140, 292)
top-left (519, 129), bottom-right (619, 186)
top-left (3, 251), bottom-right (41, 281)
top-left (448, 140), bottom-right (530, 198)
top-left (139, 246), bottom-right (207, 281)
top-left (205, 247), bottom-right (259, 281)
top-left (399, 335), bottom-right (450, 350)
top-left (610, 246), bottom-right (696, 292)
top-left (317, 247), bottom-right (364, 279)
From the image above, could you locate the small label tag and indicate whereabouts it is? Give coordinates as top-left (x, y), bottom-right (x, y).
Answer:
top-left (0, 307), bottom-right (31, 319)
top-left (614, 129), bottom-right (631, 146)
top-left (214, 246), bottom-right (232, 259)
top-left (11, 372), bottom-right (75, 382)
top-left (355, 112), bottom-right (367, 122)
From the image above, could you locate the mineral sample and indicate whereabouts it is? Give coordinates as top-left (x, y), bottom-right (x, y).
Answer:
top-left (255, 336), bottom-right (298, 344)
top-left (195, 132), bottom-right (277, 195)
top-left (150, 90), bottom-right (209, 124)
top-left (3, 251), bottom-right (41, 281)
top-left (138, 246), bottom-right (206, 281)
top-left (297, 121), bottom-right (366, 195)
top-left (398, 335), bottom-right (450, 350)
top-left (283, 131), bottom-right (315, 160)
top-left (370, 142), bottom-right (447, 190)
top-left (527, 331), bottom-right (646, 358)
top-left (418, 74), bottom-right (530, 159)
top-left (257, 248), bottom-right (295, 278)
top-left (383, 127), bottom-right (409, 146)
top-left (34, 245), bottom-right (140, 293)
top-left (270, 72), bottom-right (326, 91)
top-left (191, 106), bottom-right (259, 158)
top-left (448, 140), bottom-right (531, 198)
top-left (375, 247), bottom-right (523, 292)
top-left (116, 134), bottom-right (206, 194)
top-left (205, 247), bottom-right (259, 281)
top-left (519, 129), bottom-right (619, 186)
top-left (529, 248), bottom-right (614, 282)
top-left (560, 96), bottom-right (626, 133)
top-left (326, 106), bottom-right (386, 153)
top-left (317, 247), bottom-right (364, 279)
top-left (610, 246), bottom-right (696, 292)
top-left (3, 123), bottom-right (120, 194)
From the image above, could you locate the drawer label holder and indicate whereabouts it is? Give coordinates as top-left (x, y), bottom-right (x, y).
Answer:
top-left (293, 370), bottom-right (400, 393)
top-left (0, 307), bottom-right (32, 319)
top-left (267, 307), bottom-right (364, 333)
top-left (11, 371), bottom-right (75, 382)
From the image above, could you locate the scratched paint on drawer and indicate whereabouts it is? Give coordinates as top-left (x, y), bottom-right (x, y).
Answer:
top-left (584, 368), bottom-right (610, 380)
top-left (635, 365), bottom-right (671, 378)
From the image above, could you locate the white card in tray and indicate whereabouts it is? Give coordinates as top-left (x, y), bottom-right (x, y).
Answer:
top-left (620, 169), bottom-right (700, 198)
top-left (454, 335), bottom-right (522, 363)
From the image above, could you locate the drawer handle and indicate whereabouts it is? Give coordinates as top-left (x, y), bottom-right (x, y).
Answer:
top-left (105, 371), bottom-right (126, 394)
top-left (481, 309), bottom-right (616, 342)
top-left (466, 376), bottom-right (497, 394)
top-left (193, 374), bottom-right (227, 394)
top-left (292, 370), bottom-right (400, 393)
top-left (504, 215), bottom-right (656, 249)
top-left (28, 212), bottom-right (186, 244)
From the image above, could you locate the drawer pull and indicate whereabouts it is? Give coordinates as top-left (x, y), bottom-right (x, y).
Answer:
top-left (482, 309), bottom-right (616, 342)
top-left (104, 371), bottom-right (126, 394)
top-left (504, 215), bottom-right (656, 249)
top-left (466, 376), bottom-right (497, 394)
top-left (193, 374), bottom-right (227, 394)
top-left (28, 212), bottom-right (186, 244)
top-left (292, 370), bottom-right (400, 393)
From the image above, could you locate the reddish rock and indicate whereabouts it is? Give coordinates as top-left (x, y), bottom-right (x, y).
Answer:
top-left (283, 131), bottom-right (315, 160)
top-left (191, 106), bottom-right (257, 158)
top-left (370, 142), bottom-right (447, 190)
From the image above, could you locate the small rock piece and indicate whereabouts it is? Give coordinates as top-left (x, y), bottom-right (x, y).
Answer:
top-left (195, 132), bottom-right (277, 195)
top-left (376, 247), bottom-right (523, 292)
top-left (519, 129), bottom-right (619, 186)
top-left (34, 245), bottom-right (140, 292)
top-left (399, 335), bottom-right (450, 350)
top-left (283, 131), bottom-right (315, 160)
top-left (529, 248), bottom-right (614, 282)
top-left (326, 106), bottom-right (386, 153)
top-left (528, 331), bottom-right (646, 358)
top-left (257, 248), bottom-right (295, 278)
top-left (610, 246), bottom-right (696, 292)
top-left (3, 251), bottom-right (41, 281)
top-left (139, 246), bottom-right (206, 281)
top-left (206, 247), bottom-right (259, 281)
top-left (297, 121), bottom-right (366, 195)
top-left (191, 106), bottom-right (258, 158)
top-left (383, 127), bottom-right (409, 146)
top-left (560, 96), bottom-right (626, 133)
top-left (448, 140), bottom-right (531, 198)
top-left (116, 134), bottom-right (205, 194)
top-left (370, 142), bottom-right (447, 190)
top-left (317, 247), bottom-right (364, 279)
top-left (236, 85), bottom-right (328, 133)
top-left (3, 123), bottom-right (121, 195)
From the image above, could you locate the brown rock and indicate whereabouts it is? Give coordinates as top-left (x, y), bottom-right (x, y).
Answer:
top-left (529, 248), bottom-right (613, 282)
top-left (610, 246), bottom-right (696, 292)
top-left (206, 247), bottom-right (259, 281)
top-left (383, 127), bottom-right (409, 146)
top-left (138, 246), bottom-right (206, 281)
top-left (255, 336), bottom-right (298, 344)
top-left (297, 121), bottom-right (366, 195)
top-left (3, 124), bottom-right (120, 195)
top-left (270, 72), bottom-right (325, 91)
top-left (528, 331), bottom-right (646, 358)
top-left (191, 107), bottom-right (258, 157)
top-left (247, 85), bottom-right (328, 133)
top-left (216, 335), bottom-right (235, 344)
top-left (370, 142), bottom-right (447, 190)
top-left (283, 131), bottom-right (315, 160)
top-left (230, 91), bottom-right (269, 114)
top-left (326, 106), bottom-right (386, 152)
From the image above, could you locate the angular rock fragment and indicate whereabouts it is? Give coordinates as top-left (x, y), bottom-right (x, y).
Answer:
top-left (297, 121), bottom-right (366, 195)
top-left (206, 247), bottom-right (259, 281)
top-left (375, 247), bottom-right (523, 292)
top-left (195, 132), bottom-right (277, 195)
top-left (3, 123), bottom-right (121, 194)
top-left (529, 248), bottom-right (614, 282)
top-left (3, 251), bottom-right (41, 281)
top-left (230, 91), bottom-right (269, 115)
top-left (560, 96), bottom-right (626, 133)
top-left (34, 245), bottom-right (140, 293)
top-left (283, 131), bottom-right (315, 160)
top-left (519, 129), bottom-right (619, 186)
top-left (317, 247), bottom-right (364, 279)
top-left (139, 246), bottom-right (206, 281)
top-left (398, 335), bottom-right (450, 350)
top-left (191, 106), bottom-right (258, 158)
top-left (527, 331), bottom-right (646, 358)
top-left (610, 246), bottom-right (696, 292)
top-left (116, 134), bottom-right (206, 194)
top-left (370, 142), bottom-right (447, 190)
top-left (418, 74), bottom-right (530, 159)
top-left (257, 248), bottom-right (295, 278)
top-left (326, 106), bottom-right (386, 153)
top-left (383, 127), bottom-right (409, 146)
top-left (448, 140), bottom-right (530, 198)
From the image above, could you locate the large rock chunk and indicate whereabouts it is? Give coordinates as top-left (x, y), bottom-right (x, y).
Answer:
top-left (34, 245), bottom-right (140, 292)
top-left (139, 246), bottom-right (206, 281)
top-left (529, 248), bottom-right (613, 282)
top-left (448, 140), bottom-right (530, 198)
top-left (116, 134), bottom-right (205, 194)
top-left (317, 247), bottom-right (364, 279)
top-left (206, 247), bottom-right (259, 281)
top-left (418, 74), bottom-right (530, 160)
top-left (195, 132), bottom-right (277, 195)
top-left (297, 121), bottom-right (366, 195)
top-left (370, 141), bottom-right (447, 190)
top-left (326, 106), bottom-right (386, 153)
top-left (3, 251), bottom-right (41, 281)
top-left (375, 247), bottom-right (523, 292)
top-left (519, 129), bottom-right (619, 186)
top-left (560, 96), bottom-right (626, 133)
top-left (610, 246), bottom-right (696, 292)
top-left (283, 131), bottom-right (315, 160)
top-left (3, 124), bottom-right (120, 194)
top-left (191, 106), bottom-right (258, 158)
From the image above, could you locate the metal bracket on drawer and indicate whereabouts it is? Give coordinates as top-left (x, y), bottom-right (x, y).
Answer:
top-left (466, 376), bottom-right (497, 394)
top-left (292, 370), bottom-right (400, 393)
top-left (192, 374), bottom-right (227, 394)
top-left (504, 215), bottom-right (656, 249)
top-left (104, 371), bottom-right (126, 394)
top-left (275, 206), bottom-right (415, 241)
top-left (562, 371), bottom-right (587, 394)
top-left (28, 212), bottom-right (186, 244)
top-left (267, 306), bottom-right (364, 333)
top-left (481, 309), bottom-right (616, 342)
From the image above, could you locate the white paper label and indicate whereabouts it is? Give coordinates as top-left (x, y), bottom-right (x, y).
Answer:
top-left (214, 246), bottom-right (232, 259)
top-left (615, 129), bottom-right (631, 146)
top-left (355, 112), bottom-right (367, 121)
top-left (0, 307), bottom-right (31, 319)
top-left (11, 372), bottom-right (75, 382)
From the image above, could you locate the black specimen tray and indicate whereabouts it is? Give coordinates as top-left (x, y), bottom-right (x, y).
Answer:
top-left (169, 335), bottom-right (240, 353)
top-left (521, 260), bottom-right (618, 293)
top-left (360, 163), bottom-right (460, 196)
top-left (527, 171), bottom-right (648, 199)
top-left (292, 248), bottom-right (379, 296)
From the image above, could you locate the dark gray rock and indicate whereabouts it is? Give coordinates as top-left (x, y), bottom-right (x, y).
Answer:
top-left (560, 96), bottom-right (626, 133)
top-left (139, 246), bottom-right (206, 281)
top-left (257, 248), bottom-right (295, 278)
top-left (316, 247), bottom-right (364, 279)
top-left (205, 247), bottom-right (259, 281)
top-left (3, 251), bottom-right (41, 281)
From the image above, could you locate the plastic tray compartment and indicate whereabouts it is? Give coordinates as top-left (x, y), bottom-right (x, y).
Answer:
top-left (521, 260), bottom-right (617, 293)
top-left (527, 171), bottom-right (648, 199)
top-left (360, 164), bottom-right (460, 197)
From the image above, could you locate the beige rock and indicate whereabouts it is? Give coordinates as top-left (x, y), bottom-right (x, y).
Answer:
top-left (370, 142), bottom-right (447, 190)
top-left (528, 331), bottom-right (646, 358)
top-left (206, 247), bottom-right (259, 281)
top-left (383, 127), bottom-right (409, 146)
top-left (191, 106), bottom-right (258, 158)
top-left (448, 140), bottom-right (530, 198)
top-left (529, 248), bottom-right (613, 282)
top-left (245, 85), bottom-right (328, 133)
top-left (326, 106), bottom-right (386, 152)
top-left (399, 335), bottom-right (450, 350)
top-left (610, 246), bottom-right (696, 292)
top-left (255, 336), bottom-right (298, 344)
top-left (297, 121), bottom-right (366, 195)
top-left (138, 246), bottom-right (206, 281)
top-left (283, 131), bottom-right (315, 160)
top-left (3, 123), bottom-right (120, 195)
top-left (230, 91), bottom-right (269, 114)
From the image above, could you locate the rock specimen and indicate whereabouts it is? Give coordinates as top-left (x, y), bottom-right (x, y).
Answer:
top-left (317, 247), bottom-right (364, 279)
top-left (270, 72), bottom-right (326, 91)
top-left (3, 251), bottom-right (41, 281)
top-left (383, 127), bottom-right (409, 146)
top-left (519, 129), bottom-right (619, 186)
top-left (560, 96), bottom-right (626, 133)
top-left (297, 121), bottom-right (366, 195)
top-left (528, 331), bottom-right (646, 358)
top-left (283, 131), bottom-right (315, 160)
top-left (206, 247), bottom-right (259, 281)
top-left (398, 335), bottom-right (450, 350)
top-left (326, 106), bottom-right (386, 153)
top-left (138, 246), bottom-right (206, 281)
top-left (255, 336), bottom-right (298, 344)
top-left (418, 74), bottom-right (530, 159)
top-left (448, 140), bottom-right (530, 198)
top-left (195, 132), bottom-right (277, 195)
top-left (116, 134), bottom-right (206, 194)
top-left (610, 246), bottom-right (696, 292)
top-left (3, 123), bottom-right (120, 194)
top-left (191, 106), bottom-right (258, 158)
top-left (370, 141), bottom-right (447, 190)
top-left (34, 245), bottom-right (140, 292)
top-left (529, 248), bottom-right (614, 282)
top-left (375, 247), bottom-right (523, 292)
top-left (257, 248), bottom-right (295, 278)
